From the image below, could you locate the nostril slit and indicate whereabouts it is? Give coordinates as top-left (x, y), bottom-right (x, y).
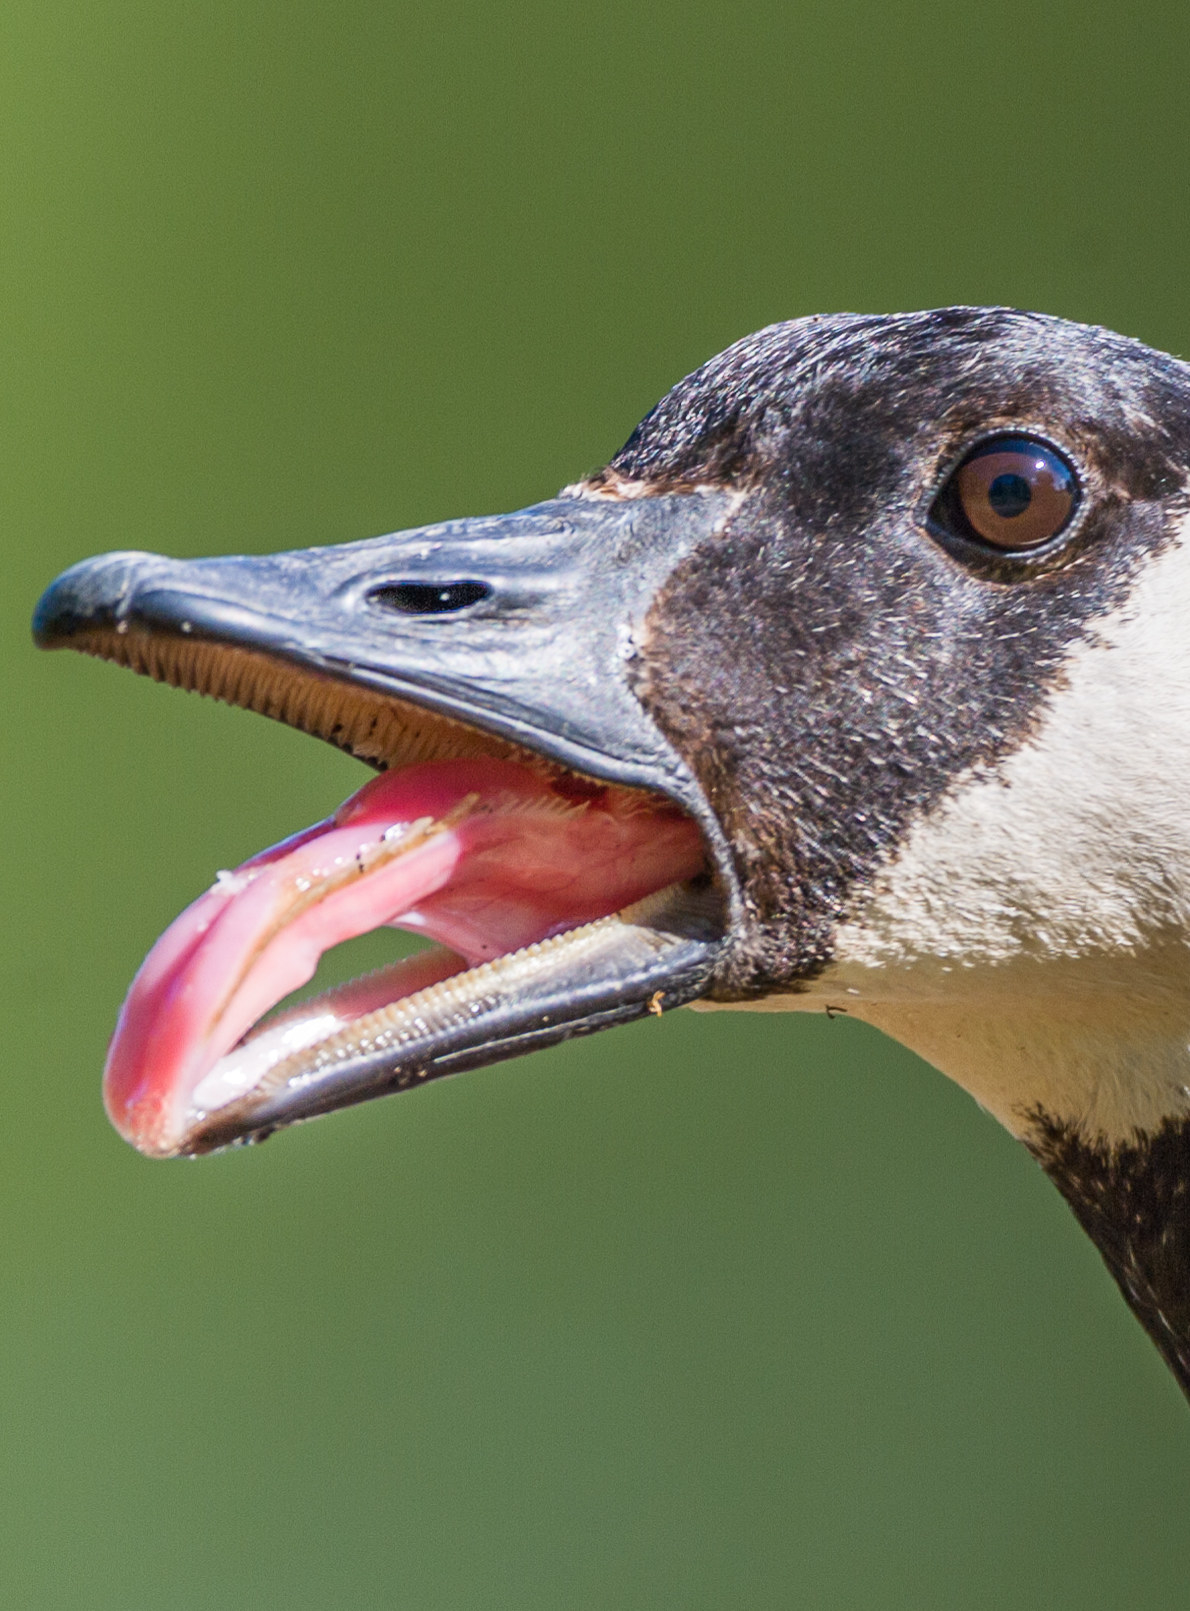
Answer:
top-left (367, 580), bottom-right (492, 615)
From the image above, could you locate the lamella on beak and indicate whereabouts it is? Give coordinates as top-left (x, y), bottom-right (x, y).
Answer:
top-left (34, 494), bottom-right (737, 1154)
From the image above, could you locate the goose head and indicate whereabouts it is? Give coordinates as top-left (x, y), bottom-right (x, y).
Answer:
top-left (34, 307), bottom-right (1190, 1398)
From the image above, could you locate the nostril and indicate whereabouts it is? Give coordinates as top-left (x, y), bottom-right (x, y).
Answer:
top-left (367, 580), bottom-right (492, 615)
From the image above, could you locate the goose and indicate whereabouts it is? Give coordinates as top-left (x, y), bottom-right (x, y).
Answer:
top-left (33, 306), bottom-right (1190, 1402)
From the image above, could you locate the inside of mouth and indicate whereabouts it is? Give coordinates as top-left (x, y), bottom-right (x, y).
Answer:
top-left (104, 754), bottom-right (708, 1156)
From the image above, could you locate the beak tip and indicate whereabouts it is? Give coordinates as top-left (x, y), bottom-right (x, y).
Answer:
top-left (33, 551), bottom-right (162, 648)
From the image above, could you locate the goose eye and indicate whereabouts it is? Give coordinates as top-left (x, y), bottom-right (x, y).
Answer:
top-left (934, 436), bottom-right (1078, 551)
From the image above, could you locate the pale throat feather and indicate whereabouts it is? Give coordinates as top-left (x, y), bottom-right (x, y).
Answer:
top-left (714, 504), bottom-right (1190, 1147)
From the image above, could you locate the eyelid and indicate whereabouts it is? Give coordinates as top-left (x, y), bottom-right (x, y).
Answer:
top-left (927, 433), bottom-right (1082, 556)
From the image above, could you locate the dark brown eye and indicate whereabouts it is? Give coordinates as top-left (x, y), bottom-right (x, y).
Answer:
top-left (933, 435), bottom-right (1079, 551)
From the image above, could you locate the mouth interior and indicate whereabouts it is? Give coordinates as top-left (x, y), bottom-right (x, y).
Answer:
top-left (105, 752), bottom-right (708, 1157)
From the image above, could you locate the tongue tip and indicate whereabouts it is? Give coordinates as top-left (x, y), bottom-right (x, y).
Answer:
top-left (106, 1072), bottom-right (283, 1159)
top-left (103, 1051), bottom-right (200, 1158)
top-left (103, 1087), bottom-right (185, 1158)
top-left (107, 1093), bottom-right (239, 1159)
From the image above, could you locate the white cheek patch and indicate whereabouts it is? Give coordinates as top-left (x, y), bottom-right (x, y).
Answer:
top-left (744, 504), bottom-right (1190, 1146)
top-left (835, 505), bottom-right (1190, 970)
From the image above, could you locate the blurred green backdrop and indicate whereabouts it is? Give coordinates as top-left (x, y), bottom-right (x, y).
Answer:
top-left (5, 1), bottom-right (1190, 1605)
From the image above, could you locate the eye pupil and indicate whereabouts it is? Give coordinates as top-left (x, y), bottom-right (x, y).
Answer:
top-left (987, 471), bottom-right (1032, 519)
top-left (932, 434), bottom-right (1079, 553)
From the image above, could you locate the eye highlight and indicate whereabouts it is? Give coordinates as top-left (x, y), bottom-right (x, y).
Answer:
top-left (932, 435), bottom-right (1079, 552)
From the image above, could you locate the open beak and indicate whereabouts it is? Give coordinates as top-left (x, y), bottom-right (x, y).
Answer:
top-left (33, 493), bottom-right (737, 1157)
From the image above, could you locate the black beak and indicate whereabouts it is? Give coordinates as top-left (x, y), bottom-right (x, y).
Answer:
top-left (33, 492), bottom-right (738, 1153)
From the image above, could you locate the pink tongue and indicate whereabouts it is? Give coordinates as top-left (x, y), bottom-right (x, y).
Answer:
top-left (105, 758), bottom-right (704, 1155)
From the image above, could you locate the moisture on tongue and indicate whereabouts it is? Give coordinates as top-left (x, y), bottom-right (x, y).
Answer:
top-left (103, 757), bottom-right (705, 1156)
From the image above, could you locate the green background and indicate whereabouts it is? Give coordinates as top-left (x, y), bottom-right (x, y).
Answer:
top-left (5, 2), bottom-right (1190, 1605)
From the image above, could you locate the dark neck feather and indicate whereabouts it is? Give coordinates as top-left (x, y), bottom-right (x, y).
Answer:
top-left (1027, 1111), bottom-right (1190, 1400)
